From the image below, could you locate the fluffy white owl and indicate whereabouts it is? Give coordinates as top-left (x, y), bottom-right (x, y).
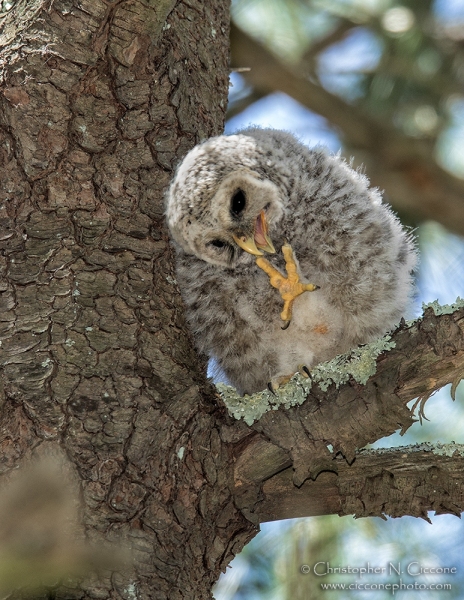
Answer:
top-left (166, 129), bottom-right (417, 395)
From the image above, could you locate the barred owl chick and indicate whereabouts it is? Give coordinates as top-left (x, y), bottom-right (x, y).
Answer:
top-left (166, 129), bottom-right (417, 395)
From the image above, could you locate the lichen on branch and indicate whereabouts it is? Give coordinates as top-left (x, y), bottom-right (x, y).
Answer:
top-left (219, 299), bottom-right (464, 426)
top-left (219, 334), bottom-right (396, 425)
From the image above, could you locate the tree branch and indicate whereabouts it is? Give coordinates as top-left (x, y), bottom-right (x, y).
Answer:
top-left (256, 444), bottom-right (464, 522)
top-left (227, 88), bottom-right (267, 120)
top-left (300, 18), bottom-right (356, 76)
top-left (227, 303), bottom-right (464, 523)
top-left (230, 22), bottom-right (464, 236)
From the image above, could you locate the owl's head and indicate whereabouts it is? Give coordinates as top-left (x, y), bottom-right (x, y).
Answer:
top-left (166, 134), bottom-right (285, 267)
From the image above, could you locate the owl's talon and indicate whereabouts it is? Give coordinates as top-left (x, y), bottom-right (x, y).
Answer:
top-left (268, 368), bottom-right (307, 392)
top-left (268, 374), bottom-right (293, 392)
top-left (267, 382), bottom-right (277, 396)
top-left (281, 320), bottom-right (291, 330)
top-left (256, 243), bottom-right (318, 326)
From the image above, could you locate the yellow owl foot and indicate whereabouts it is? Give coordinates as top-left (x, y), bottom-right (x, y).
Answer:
top-left (256, 243), bottom-right (319, 329)
top-left (268, 364), bottom-right (311, 394)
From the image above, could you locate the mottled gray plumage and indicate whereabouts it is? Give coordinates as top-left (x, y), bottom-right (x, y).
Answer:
top-left (166, 129), bottom-right (417, 395)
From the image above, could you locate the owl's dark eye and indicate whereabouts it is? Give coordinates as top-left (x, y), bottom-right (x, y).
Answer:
top-left (209, 239), bottom-right (226, 249)
top-left (230, 189), bottom-right (246, 217)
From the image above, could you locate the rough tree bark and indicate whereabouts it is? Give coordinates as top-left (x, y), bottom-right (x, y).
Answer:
top-left (0, 2), bottom-right (463, 599)
top-left (0, 1), bottom-right (257, 598)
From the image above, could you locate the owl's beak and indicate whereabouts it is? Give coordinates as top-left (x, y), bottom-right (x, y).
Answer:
top-left (233, 210), bottom-right (276, 256)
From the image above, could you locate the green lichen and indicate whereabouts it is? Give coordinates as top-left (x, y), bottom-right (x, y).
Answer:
top-left (356, 442), bottom-right (464, 458)
top-left (310, 335), bottom-right (396, 391)
top-left (428, 441), bottom-right (464, 457)
top-left (216, 381), bottom-right (311, 426)
top-left (422, 296), bottom-right (464, 316)
top-left (218, 334), bottom-right (395, 424)
top-left (359, 442), bottom-right (464, 458)
top-left (219, 299), bottom-right (464, 424)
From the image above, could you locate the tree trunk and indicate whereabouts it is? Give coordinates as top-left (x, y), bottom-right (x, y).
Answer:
top-left (1, 2), bottom-right (464, 599)
top-left (0, 1), bottom-right (258, 598)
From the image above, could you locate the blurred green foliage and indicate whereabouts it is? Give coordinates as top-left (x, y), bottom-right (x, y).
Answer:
top-left (230, 0), bottom-right (464, 178)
